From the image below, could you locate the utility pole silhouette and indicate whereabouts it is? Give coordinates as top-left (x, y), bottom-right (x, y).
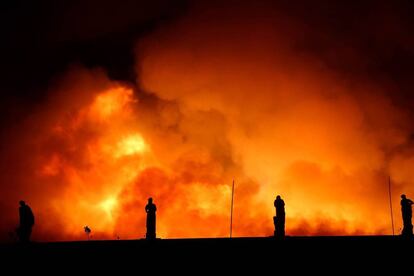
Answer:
top-left (230, 180), bottom-right (235, 238)
top-left (388, 176), bottom-right (395, 236)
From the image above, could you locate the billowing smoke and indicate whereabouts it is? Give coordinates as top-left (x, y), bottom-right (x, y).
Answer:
top-left (1, 0), bottom-right (414, 241)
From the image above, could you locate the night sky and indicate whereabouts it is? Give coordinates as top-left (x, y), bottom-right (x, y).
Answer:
top-left (0, 0), bottom-right (186, 125)
top-left (1, 1), bottom-right (414, 124)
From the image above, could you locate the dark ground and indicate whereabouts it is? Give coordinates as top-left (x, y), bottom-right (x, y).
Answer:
top-left (0, 236), bottom-right (413, 272)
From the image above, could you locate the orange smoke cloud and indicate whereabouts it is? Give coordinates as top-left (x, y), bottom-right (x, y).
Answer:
top-left (136, 1), bottom-right (414, 236)
top-left (1, 1), bottom-right (413, 241)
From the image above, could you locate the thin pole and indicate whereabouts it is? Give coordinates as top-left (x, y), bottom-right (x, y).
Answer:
top-left (230, 180), bottom-right (235, 238)
top-left (388, 176), bottom-right (395, 236)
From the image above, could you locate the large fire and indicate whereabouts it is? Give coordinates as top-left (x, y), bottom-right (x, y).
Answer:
top-left (1, 1), bottom-right (413, 241)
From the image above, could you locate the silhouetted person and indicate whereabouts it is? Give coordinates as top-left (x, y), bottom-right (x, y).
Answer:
top-left (273, 195), bottom-right (285, 237)
top-left (145, 197), bottom-right (157, 239)
top-left (17, 201), bottom-right (34, 243)
top-left (401, 194), bottom-right (413, 237)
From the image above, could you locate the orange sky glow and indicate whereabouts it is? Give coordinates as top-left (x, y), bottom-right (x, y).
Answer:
top-left (1, 1), bottom-right (413, 242)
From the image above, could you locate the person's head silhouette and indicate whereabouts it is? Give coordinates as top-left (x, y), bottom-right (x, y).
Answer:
top-left (276, 195), bottom-right (281, 200)
top-left (148, 197), bottom-right (153, 204)
top-left (402, 194), bottom-right (407, 199)
top-left (19, 200), bottom-right (26, 207)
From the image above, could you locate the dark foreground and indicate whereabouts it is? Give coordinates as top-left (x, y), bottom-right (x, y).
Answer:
top-left (1, 236), bottom-right (413, 272)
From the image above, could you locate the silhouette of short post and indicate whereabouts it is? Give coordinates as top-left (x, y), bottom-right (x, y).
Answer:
top-left (84, 226), bottom-right (91, 240)
top-left (16, 200), bottom-right (35, 243)
top-left (273, 195), bottom-right (285, 238)
top-left (145, 197), bottom-right (157, 239)
top-left (401, 194), bottom-right (413, 237)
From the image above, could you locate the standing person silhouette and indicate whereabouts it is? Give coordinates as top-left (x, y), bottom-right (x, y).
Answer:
top-left (145, 198), bottom-right (157, 239)
top-left (17, 201), bottom-right (35, 243)
top-left (273, 195), bottom-right (285, 238)
top-left (401, 194), bottom-right (413, 237)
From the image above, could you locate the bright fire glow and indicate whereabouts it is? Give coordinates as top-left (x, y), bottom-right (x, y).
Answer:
top-left (90, 87), bottom-right (135, 120)
top-left (99, 197), bottom-right (118, 218)
top-left (114, 134), bottom-right (148, 158)
top-left (1, 2), bottom-right (414, 242)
